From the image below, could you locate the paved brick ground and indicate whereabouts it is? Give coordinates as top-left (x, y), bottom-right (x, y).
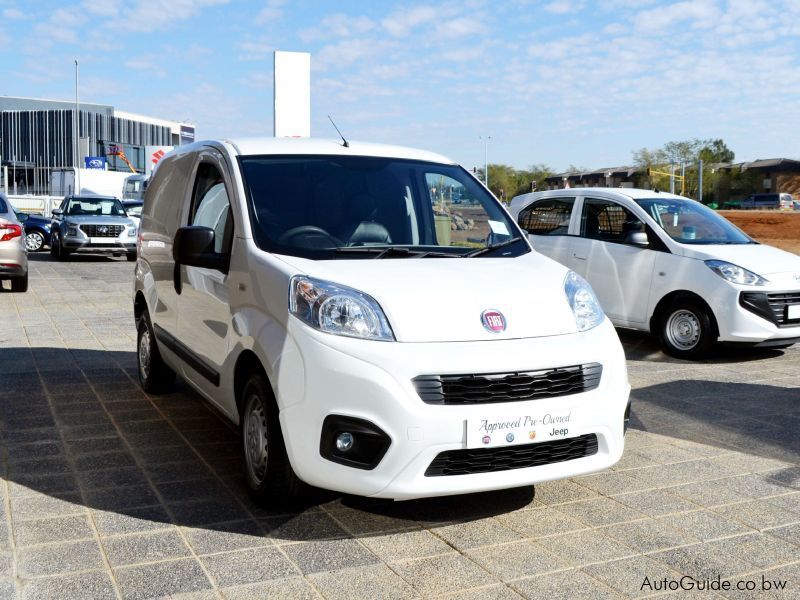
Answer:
top-left (0, 254), bottom-right (798, 599)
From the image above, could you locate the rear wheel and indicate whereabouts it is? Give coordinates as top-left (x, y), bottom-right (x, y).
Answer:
top-left (11, 274), bottom-right (28, 293)
top-left (659, 299), bottom-right (715, 359)
top-left (137, 312), bottom-right (176, 393)
top-left (241, 373), bottom-right (304, 506)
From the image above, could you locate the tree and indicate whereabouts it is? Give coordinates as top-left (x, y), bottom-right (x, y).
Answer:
top-left (632, 138), bottom-right (736, 202)
top-left (478, 163), bottom-right (555, 201)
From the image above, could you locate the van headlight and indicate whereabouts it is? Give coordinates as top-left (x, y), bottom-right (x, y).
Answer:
top-left (289, 276), bottom-right (395, 341)
top-left (564, 271), bottom-right (605, 332)
top-left (705, 260), bottom-right (767, 285)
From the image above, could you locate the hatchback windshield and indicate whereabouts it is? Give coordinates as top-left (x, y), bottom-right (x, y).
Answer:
top-left (66, 197), bottom-right (126, 217)
top-left (239, 155), bottom-right (526, 259)
top-left (635, 198), bottom-right (753, 245)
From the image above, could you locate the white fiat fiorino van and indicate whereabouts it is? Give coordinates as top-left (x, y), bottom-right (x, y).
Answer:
top-left (133, 138), bottom-right (630, 503)
top-left (510, 188), bottom-right (800, 359)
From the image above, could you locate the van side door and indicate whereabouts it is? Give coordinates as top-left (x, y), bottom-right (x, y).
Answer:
top-left (569, 197), bottom-right (656, 325)
top-left (516, 196), bottom-right (577, 266)
top-left (175, 151), bottom-right (235, 402)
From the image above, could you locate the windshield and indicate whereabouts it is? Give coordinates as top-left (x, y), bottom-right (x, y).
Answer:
top-left (239, 155), bottom-right (527, 259)
top-left (66, 197), bottom-right (126, 217)
top-left (635, 198), bottom-right (753, 245)
top-left (125, 204), bottom-right (143, 217)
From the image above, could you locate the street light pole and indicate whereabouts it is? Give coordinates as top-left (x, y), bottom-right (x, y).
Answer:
top-left (480, 135), bottom-right (491, 189)
top-left (74, 58), bottom-right (81, 194)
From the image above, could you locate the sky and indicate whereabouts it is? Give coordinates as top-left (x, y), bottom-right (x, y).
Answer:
top-left (1, 0), bottom-right (799, 172)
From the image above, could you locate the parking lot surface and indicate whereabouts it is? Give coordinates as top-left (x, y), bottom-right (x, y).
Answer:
top-left (0, 254), bottom-right (798, 599)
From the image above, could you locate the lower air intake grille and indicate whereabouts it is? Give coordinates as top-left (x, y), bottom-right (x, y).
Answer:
top-left (425, 434), bottom-right (599, 477)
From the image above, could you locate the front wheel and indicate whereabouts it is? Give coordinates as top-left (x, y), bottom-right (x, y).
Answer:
top-left (137, 313), bottom-right (176, 393)
top-left (25, 231), bottom-right (45, 252)
top-left (659, 300), bottom-right (715, 359)
top-left (126, 253), bottom-right (137, 262)
top-left (241, 374), bottom-right (304, 506)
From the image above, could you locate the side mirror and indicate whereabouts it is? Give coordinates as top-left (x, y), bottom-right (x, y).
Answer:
top-left (51, 208), bottom-right (63, 217)
top-left (173, 225), bottom-right (228, 271)
top-left (624, 231), bottom-right (649, 247)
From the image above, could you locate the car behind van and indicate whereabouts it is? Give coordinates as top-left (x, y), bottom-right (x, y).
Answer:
top-left (134, 138), bottom-right (630, 503)
top-left (741, 193), bottom-right (794, 210)
top-left (510, 188), bottom-right (800, 358)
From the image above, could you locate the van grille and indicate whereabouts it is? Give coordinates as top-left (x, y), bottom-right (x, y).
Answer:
top-left (80, 224), bottom-right (124, 237)
top-left (412, 363), bottom-right (602, 406)
top-left (425, 434), bottom-right (599, 476)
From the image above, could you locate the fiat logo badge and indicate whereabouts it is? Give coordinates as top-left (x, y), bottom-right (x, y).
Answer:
top-left (481, 309), bottom-right (506, 333)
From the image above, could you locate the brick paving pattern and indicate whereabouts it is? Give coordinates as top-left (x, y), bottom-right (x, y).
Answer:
top-left (0, 254), bottom-right (798, 599)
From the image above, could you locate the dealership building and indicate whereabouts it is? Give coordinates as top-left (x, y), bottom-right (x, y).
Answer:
top-left (0, 96), bottom-right (195, 195)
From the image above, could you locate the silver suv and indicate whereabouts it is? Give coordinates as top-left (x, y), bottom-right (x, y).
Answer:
top-left (50, 195), bottom-right (138, 261)
top-left (0, 192), bottom-right (28, 292)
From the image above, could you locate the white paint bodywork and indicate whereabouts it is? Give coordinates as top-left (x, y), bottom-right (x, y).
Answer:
top-left (510, 188), bottom-right (800, 344)
top-left (135, 139), bottom-right (630, 499)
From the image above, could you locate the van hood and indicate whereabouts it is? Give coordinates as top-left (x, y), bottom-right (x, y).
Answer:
top-left (679, 243), bottom-right (800, 276)
top-left (279, 252), bottom-right (580, 343)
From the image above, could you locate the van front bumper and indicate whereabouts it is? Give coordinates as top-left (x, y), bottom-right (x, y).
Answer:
top-left (278, 319), bottom-right (630, 499)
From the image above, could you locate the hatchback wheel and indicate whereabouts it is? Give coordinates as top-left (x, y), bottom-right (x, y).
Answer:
top-left (660, 300), bottom-right (715, 359)
top-left (25, 231), bottom-right (45, 252)
top-left (241, 373), bottom-right (304, 505)
top-left (137, 312), bottom-right (175, 393)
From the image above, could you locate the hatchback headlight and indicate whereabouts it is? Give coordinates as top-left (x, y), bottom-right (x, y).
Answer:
top-left (705, 260), bottom-right (767, 285)
top-left (564, 271), bottom-right (605, 332)
top-left (289, 276), bottom-right (394, 341)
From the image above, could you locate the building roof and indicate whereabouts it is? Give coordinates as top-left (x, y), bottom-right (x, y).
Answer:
top-left (545, 165), bottom-right (641, 182)
top-left (716, 158), bottom-right (800, 172)
top-left (221, 137), bottom-right (455, 164)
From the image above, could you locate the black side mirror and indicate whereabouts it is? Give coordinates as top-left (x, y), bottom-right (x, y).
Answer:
top-left (173, 226), bottom-right (228, 271)
top-left (51, 208), bottom-right (63, 217)
top-left (624, 231), bottom-right (649, 247)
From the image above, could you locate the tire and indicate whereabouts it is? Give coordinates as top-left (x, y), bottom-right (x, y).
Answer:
top-left (137, 312), bottom-right (176, 393)
top-left (52, 235), bottom-right (70, 261)
top-left (659, 299), bottom-right (716, 359)
top-left (50, 234), bottom-right (59, 258)
top-left (25, 231), bottom-right (45, 252)
top-left (240, 373), bottom-right (305, 505)
top-left (11, 273), bottom-right (28, 293)
top-left (126, 253), bottom-right (137, 262)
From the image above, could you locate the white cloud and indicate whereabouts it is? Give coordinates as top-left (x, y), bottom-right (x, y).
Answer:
top-left (298, 13), bottom-right (375, 43)
top-left (634, 0), bottom-right (720, 32)
top-left (382, 5), bottom-right (443, 37)
top-left (108, 0), bottom-right (230, 33)
top-left (237, 37), bottom-right (272, 61)
top-left (543, 1), bottom-right (585, 15)
top-left (255, 0), bottom-right (285, 25)
top-left (435, 16), bottom-right (485, 38)
top-left (2, 8), bottom-right (27, 19)
top-left (124, 57), bottom-right (166, 78)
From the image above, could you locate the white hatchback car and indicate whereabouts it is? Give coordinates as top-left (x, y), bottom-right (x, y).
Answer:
top-left (133, 138), bottom-right (631, 503)
top-left (510, 188), bottom-right (800, 358)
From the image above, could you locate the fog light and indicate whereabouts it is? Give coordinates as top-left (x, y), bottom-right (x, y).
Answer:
top-left (336, 432), bottom-right (354, 452)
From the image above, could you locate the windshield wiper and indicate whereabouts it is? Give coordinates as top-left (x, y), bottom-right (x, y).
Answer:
top-left (335, 246), bottom-right (459, 259)
top-left (462, 236), bottom-right (525, 258)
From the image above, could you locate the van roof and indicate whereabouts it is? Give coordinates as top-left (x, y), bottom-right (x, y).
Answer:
top-left (516, 187), bottom-right (691, 201)
top-left (218, 137), bottom-right (455, 165)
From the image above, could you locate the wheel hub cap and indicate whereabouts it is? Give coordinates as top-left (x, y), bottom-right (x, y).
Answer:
top-left (138, 328), bottom-right (151, 380)
top-left (666, 310), bottom-right (701, 350)
top-left (244, 399), bottom-right (268, 484)
top-left (25, 233), bottom-right (43, 251)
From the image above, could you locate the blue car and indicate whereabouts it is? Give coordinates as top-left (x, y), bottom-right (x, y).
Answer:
top-left (13, 208), bottom-right (52, 252)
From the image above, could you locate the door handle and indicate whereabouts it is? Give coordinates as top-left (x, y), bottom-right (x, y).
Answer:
top-left (573, 252), bottom-right (587, 260)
